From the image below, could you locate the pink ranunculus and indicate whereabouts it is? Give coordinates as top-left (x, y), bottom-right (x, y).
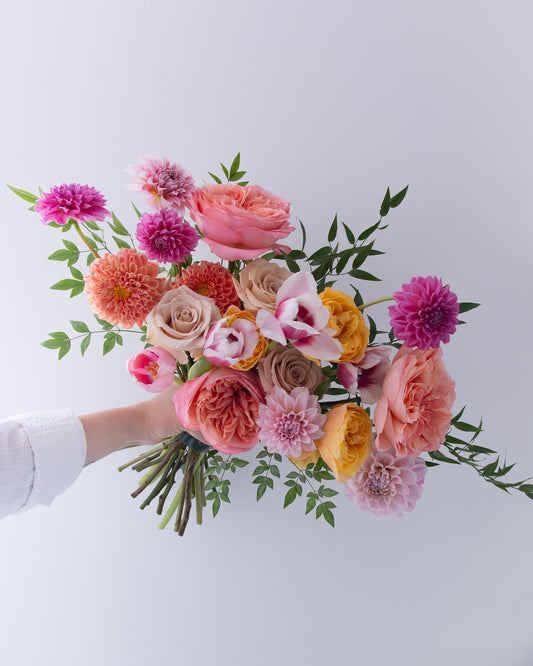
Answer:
top-left (188, 183), bottom-right (295, 261)
top-left (173, 368), bottom-right (265, 455)
top-left (256, 272), bottom-right (342, 361)
top-left (374, 345), bottom-right (456, 457)
top-left (337, 345), bottom-right (392, 404)
top-left (127, 347), bottom-right (177, 393)
top-left (203, 316), bottom-right (259, 367)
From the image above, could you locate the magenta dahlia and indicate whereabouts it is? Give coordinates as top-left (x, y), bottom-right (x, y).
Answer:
top-left (257, 386), bottom-right (326, 458)
top-left (136, 208), bottom-right (199, 264)
top-left (35, 183), bottom-right (109, 226)
top-left (126, 155), bottom-right (196, 212)
top-left (344, 447), bottom-right (426, 516)
top-left (389, 276), bottom-right (459, 349)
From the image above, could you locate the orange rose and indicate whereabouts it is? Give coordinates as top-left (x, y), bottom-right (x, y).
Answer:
top-left (317, 403), bottom-right (373, 482)
top-left (288, 448), bottom-right (320, 470)
top-left (319, 288), bottom-right (369, 363)
top-left (225, 306), bottom-right (269, 371)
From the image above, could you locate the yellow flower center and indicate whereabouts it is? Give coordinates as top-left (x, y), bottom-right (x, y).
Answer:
top-left (113, 285), bottom-right (131, 301)
top-left (196, 284), bottom-right (210, 296)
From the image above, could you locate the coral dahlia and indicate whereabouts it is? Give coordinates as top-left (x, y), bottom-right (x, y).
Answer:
top-left (344, 447), bottom-right (427, 516)
top-left (35, 183), bottom-right (109, 226)
top-left (257, 386), bottom-right (326, 458)
top-left (126, 155), bottom-right (196, 212)
top-left (389, 276), bottom-right (459, 349)
top-left (173, 261), bottom-right (241, 314)
top-left (136, 208), bottom-right (199, 264)
top-left (84, 248), bottom-right (166, 328)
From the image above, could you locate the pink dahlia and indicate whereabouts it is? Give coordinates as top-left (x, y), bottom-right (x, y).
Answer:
top-left (126, 155), bottom-right (196, 212)
top-left (172, 261), bottom-right (241, 314)
top-left (35, 183), bottom-right (109, 226)
top-left (389, 276), bottom-right (459, 349)
top-left (257, 386), bottom-right (326, 458)
top-left (136, 208), bottom-right (199, 264)
top-left (344, 447), bottom-right (426, 516)
top-left (84, 248), bottom-right (166, 329)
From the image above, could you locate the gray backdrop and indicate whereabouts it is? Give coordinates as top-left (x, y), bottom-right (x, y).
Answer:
top-left (1, 1), bottom-right (532, 665)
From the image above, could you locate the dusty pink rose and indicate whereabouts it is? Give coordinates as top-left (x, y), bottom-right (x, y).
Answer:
top-left (188, 183), bottom-right (294, 260)
top-left (127, 347), bottom-right (176, 393)
top-left (173, 368), bottom-right (264, 455)
top-left (146, 286), bottom-right (220, 364)
top-left (233, 258), bottom-right (292, 314)
top-left (374, 345), bottom-right (455, 457)
top-left (257, 344), bottom-right (327, 395)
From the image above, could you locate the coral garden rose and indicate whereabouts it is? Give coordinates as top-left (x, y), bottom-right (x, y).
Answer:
top-left (317, 403), bottom-right (373, 483)
top-left (257, 344), bottom-right (327, 395)
top-left (127, 347), bottom-right (176, 393)
top-left (188, 183), bottom-right (295, 260)
top-left (146, 285), bottom-right (220, 364)
top-left (233, 258), bottom-right (292, 314)
top-left (173, 367), bottom-right (264, 455)
top-left (319, 287), bottom-right (369, 363)
top-left (374, 345), bottom-right (456, 457)
top-left (203, 307), bottom-right (268, 371)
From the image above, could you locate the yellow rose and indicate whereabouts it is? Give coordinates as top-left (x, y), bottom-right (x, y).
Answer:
top-left (317, 403), bottom-right (372, 482)
top-left (319, 287), bottom-right (369, 363)
top-left (225, 306), bottom-right (269, 371)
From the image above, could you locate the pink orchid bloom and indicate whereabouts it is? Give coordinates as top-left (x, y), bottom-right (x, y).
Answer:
top-left (337, 345), bottom-right (392, 404)
top-left (127, 347), bottom-right (177, 393)
top-left (256, 272), bottom-right (342, 361)
top-left (203, 316), bottom-right (259, 367)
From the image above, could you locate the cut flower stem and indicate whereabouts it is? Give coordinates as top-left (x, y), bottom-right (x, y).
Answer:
top-left (358, 296), bottom-right (393, 311)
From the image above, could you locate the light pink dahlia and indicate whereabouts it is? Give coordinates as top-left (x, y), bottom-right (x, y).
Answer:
top-left (389, 276), bottom-right (459, 349)
top-left (35, 183), bottom-right (109, 226)
top-left (344, 447), bottom-right (426, 516)
top-left (257, 386), bottom-right (326, 458)
top-left (136, 208), bottom-right (199, 264)
top-left (126, 155), bottom-right (196, 212)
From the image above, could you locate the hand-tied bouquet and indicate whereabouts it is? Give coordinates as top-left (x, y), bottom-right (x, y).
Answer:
top-left (10, 154), bottom-right (533, 535)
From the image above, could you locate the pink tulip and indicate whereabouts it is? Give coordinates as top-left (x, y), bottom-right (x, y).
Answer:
top-left (203, 316), bottom-right (259, 367)
top-left (337, 346), bottom-right (392, 404)
top-left (256, 272), bottom-right (342, 361)
top-left (127, 347), bottom-right (177, 393)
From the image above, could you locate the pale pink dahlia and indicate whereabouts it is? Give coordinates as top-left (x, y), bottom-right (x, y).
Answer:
top-left (389, 276), bottom-right (459, 349)
top-left (35, 183), bottom-right (109, 226)
top-left (84, 248), bottom-right (166, 329)
top-left (344, 447), bottom-right (426, 516)
top-left (136, 208), bottom-right (199, 264)
top-left (126, 155), bottom-right (196, 212)
top-left (172, 261), bottom-right (241, 314)
top-left (257, 386), bottom-right (326, 458)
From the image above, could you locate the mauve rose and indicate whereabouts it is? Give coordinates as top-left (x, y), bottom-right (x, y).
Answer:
top-left (233, 258), bottom-right (291, 314)
top-left (374, 345), bottom-right (455, 457)
top-left (173, 368), bottom-right (264, 455)
top-left (146, 286), bottom-right (220, 364)
top-left (258, 344), bottom-right (327, 395)
top-left (188, 184), bottom-right (295, 260)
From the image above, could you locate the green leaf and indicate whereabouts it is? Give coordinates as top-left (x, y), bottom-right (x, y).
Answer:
top-left (342, 222), bottom-right (355, 245)
top-left (328, 214), bottom-right (338, 242)
top-left (70, 282), bottom-right (85, 298)
top-left (357, 220), bottom-right (380, 242)
top-left (109, 212), bottom-right (130, 236)
top-left (232, 458), bottom-right (249, 468)
top-left (230, 170), bottom-right (246, 181)
top-left (70, 266), bottom-right (83, 280)
top-left (380, 187), bottom-right (391, 217)
top-left (298, 218), bottom-right (307, 252)
top-left (519, 484), bottom-right (533, 494)
top-left (305, 496), bottom-right (317, 514)
top-left (80, 334), bottom-right (91, 356)
top-left (212, 496), bottom-right (221, 517)
top-left (84, 220), bottom-right (100, 231)
top-left (208, 172), bottom-right (222, 184)
top-left (319, 487), bottom-right (338, 498)
top-left (58, 340), bottom-right (71, 360)
top-left (351, 242), bottom-right (374, 270)
top-left (281, 251), bottom-right (300, 272)
top-left (7, 184), bottom-right (39, 204)
top-left (48, 249), bottom-right (72, 261)
top-left (50, 279), bottom-right (83, 291)
top-left (70, 320), bottom-right (89, 333)
top-left (429, 450), bottom-right (461, 465)
top-left (94, 314), bottom-right (113, 330)
top-left (113, 235), bottom-right (131, 249)
top-left (482, 460), bottom-right (499, 476)
top-left (454, 420), bottom-right (482, 433)
top-left (390, 185), bottom-right (409, 208)
top-left (283, 486), bottom-right (298, 508)
top-left (256, 483), bottom-right (267, 501)
top-left (103, 336), bottom-right (116, 355)
top-left (131, 202), bottom-right (142, 219)
top-left (41, 339), bottom-right (63, 350)
top-left (348, 268), bottom-right (381, 281)
top-left (458, 302), bottom-right (481, 314)
top-left (220, 163), bottom-right (229, 180)
top-left (229, 153), bottom-right (241, 178)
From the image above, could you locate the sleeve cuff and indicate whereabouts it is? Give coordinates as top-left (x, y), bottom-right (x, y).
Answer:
top-left (10, 410), bottom-right (87, 509)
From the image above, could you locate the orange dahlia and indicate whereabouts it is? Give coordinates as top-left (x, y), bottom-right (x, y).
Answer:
top-left (172, 261), bottom-right (240, 314)
top-left (84, 248), bottom-right (166, 328)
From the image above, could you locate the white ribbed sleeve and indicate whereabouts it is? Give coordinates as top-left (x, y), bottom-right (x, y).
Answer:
top-left (0, 410), bottom-right (87, 519)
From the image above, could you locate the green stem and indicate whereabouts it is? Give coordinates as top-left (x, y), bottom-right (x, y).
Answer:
top-left (358, 295), bottom-right (394, 311)
top-left (158, 478), bottom-right (184, 530)
top-left (73, 221), bottom-right (101, 259)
